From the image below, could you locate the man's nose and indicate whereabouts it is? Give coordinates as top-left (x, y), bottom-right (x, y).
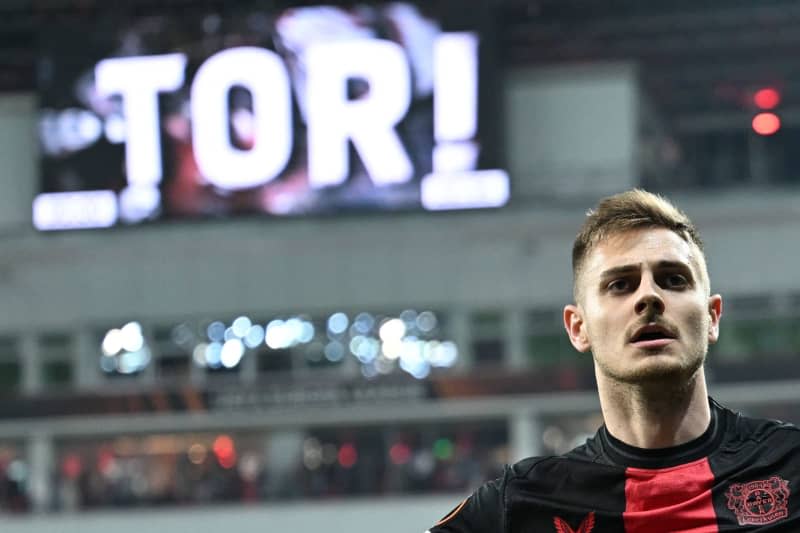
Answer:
top-left (634, 277), bottom-right (665, 315)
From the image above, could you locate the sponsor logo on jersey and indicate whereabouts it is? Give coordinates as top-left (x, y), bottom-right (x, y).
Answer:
top-left (553, 511), bottom-right (595, 533)
top-left (726, 476), bottom-right (789, 526)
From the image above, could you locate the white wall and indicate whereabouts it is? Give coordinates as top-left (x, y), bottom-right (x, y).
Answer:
top-left (0, 93), bottom-right (37, 230)
top-left (2, 189), bottom-right (798, 333)
top-left (0, 207), bottom-right (578, 330)
top-left (4, 495), bottom-right (461, 533)
top-left (506, 63), bottom-right (639, 198)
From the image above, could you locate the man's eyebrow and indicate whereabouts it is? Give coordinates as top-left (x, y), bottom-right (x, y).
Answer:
top-left (598, 260), bottom-right (691, 280)
top-left (598, 264), bottom-right (640, 280)
top-left (654, 260), bottom-right (693, 272)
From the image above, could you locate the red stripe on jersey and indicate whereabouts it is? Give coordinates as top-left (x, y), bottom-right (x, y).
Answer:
top-left (624, 457), bottom-right (718, 532)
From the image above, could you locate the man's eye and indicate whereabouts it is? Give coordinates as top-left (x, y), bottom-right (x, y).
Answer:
top-left (664, 274), bottom-right (688, 288)
top-left (607, 279), bottom-right (630, 292)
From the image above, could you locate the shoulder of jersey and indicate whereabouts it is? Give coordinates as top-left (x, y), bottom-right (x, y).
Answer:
top-left (508, 444), bottom-right (605, 481)
top-left (728, 406), bottom-right (800, 444)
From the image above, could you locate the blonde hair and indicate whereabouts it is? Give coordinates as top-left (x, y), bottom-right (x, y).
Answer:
top-left (572, 189), bottom-right (705, 298)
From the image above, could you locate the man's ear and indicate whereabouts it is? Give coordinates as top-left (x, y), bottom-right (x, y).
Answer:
top-left (563, 304), bottom-right (591, 353)
top-left (707, 294), bottom-right (723, 344)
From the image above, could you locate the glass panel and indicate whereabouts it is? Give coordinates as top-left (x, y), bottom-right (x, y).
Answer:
top-left (0, 361), bottom-right (20, 391)
top-left (40, 333), bottom-right (73, 387)
top-left (43, 360), bottom-right (72, 386)
top-left (472, 338), bottom-right (504, 364)
top-left (257, 347), bottom-right (293, 374)
top-left (526, 332), bottom-right (575, 366)
top-left (151, 326), bottom-right (191, 382)
top-left (471, 310), bottom-right (503, 338)
top-left (471, 311), bottom-right (504, 365)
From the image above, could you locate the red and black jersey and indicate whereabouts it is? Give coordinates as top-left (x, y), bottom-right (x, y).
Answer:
top-left (428, 399), bottom-right (800, 532)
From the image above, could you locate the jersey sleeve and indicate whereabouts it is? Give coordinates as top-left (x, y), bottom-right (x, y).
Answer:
top-left (426, 477), bottom-right (504, 533)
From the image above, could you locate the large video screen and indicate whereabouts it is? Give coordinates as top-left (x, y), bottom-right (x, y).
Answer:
top-left (35, 2), bottom-right (509, 231)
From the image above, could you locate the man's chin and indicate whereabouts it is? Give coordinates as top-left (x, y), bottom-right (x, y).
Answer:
top-left (606, 357), bottom-right (703, 385)
top-left (625, 366), bottom-right (688, 385)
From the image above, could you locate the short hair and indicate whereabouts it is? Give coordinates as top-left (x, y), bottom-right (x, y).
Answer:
top-left (572, 189), bottom-right (706, 299)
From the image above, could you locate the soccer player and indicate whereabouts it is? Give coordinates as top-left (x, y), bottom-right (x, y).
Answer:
top-left (427, 189), bottom-right (800, 532)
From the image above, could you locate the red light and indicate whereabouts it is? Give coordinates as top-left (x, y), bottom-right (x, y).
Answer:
top-left (338, 443), bottom-right (358, 468)
top-left (389, 443), bottom-right (412, 465)
top-left (213, 435), bottom-right (237, 469)
top-left (97, 449), bottom-right (116, 475)
top-left (753, 88), bottom-right (781, 110)
top-left (61, 454), bottom-right (82, 479)
top-left (752, 113), bottom-right (781, 135)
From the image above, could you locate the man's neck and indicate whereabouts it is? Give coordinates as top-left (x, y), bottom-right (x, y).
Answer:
top-left (597, 370), bottom-right (711, 450)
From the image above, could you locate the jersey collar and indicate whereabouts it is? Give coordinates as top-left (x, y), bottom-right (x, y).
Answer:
top-left (598, 398), bottom-right (726, 469)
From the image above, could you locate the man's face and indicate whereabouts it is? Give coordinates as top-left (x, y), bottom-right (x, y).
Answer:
top-left (564, 228), bottom-right (722, 385)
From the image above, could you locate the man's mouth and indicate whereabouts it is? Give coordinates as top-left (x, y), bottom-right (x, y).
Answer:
top-left (630, 324), bottom-right (677, 348)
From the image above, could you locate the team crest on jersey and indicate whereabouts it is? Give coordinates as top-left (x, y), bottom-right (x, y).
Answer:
top-left (553, 511), bottom-right (595, 533)
top-left (725, 476), bottom-right (789, 526)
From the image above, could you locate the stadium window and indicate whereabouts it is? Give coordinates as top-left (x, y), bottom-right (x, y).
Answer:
top-left (40, 333), bottom-right (73, 387)
top-left (0, 336), bottom-right (20, 391)
top-left (298, 317), bottom-right (341, 371)
top-left (152, 325), bottom-right (191, 382)
top-left (525, 308), bottom-right (575, 367)
top-left (470, 311), bottom-right (505, 365)
top-left (258, 347), bottom-right (294, 375)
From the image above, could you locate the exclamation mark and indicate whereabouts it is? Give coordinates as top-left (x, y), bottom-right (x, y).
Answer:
top-left (422, 33), bottom-right (509, 210)
top-left (433, 32), bottom-right (479, 173)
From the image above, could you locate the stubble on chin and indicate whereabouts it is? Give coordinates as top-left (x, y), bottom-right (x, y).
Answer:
top-left (594, 346), bottom-right (706, 387)
top-left (596, 356), bottom-right (707, 415)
